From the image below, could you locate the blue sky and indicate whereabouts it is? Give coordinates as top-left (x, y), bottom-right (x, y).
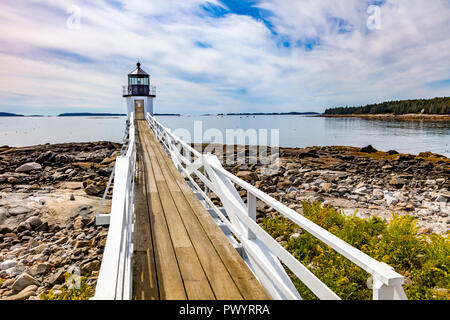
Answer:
top-left (0, 0), bottom-right (449, 115)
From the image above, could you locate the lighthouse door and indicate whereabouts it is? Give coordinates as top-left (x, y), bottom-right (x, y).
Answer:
top-left (134, 100), bottom-right (145, 120)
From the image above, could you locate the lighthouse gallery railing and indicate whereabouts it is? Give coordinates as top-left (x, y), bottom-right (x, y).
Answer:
top-left (93, 113), bottom-right (136, 300)
top-left (146, 112), bottom-right (407, 300)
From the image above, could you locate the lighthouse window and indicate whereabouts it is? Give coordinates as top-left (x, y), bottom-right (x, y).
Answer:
top-left (129, 77), bottom-right (149, 85)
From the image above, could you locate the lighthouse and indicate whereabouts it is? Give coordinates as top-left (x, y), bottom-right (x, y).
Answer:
top-left (123, 62), bottom-right (156, 120)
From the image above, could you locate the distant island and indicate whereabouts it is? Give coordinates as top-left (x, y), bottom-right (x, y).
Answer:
top-left (216, 112), bottom-right (319, 116)
top-left (154, 113), bottom-right (181, 116)
top-left (324, 97), bottom-right (450, 115)
top-left (0, 112), bottom-right (24, 117)
top-left (58, 112), bottom-right (126, 117)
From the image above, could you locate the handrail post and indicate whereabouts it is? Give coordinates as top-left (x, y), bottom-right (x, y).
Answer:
top-left (247, 192), bottom-right (257, 240)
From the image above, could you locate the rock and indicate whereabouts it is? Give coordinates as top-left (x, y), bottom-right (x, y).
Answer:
top-left (321, 183), bottom-right (334, 193)
top-left (1, 278), bottom-right (15, 289)
top-left (11, 273), bottom-right (39, 293)
top-left (7, 176), bottom-right (19, 184)
top-left (17, 221), bottom-right (31, 232)
top-left (48, 268), bottom-right (66, 286)
top-left (360, 145), bottom-right (377, 153)
top-left (4, 284), bottom-right (38, 300)
top-left (290, 233), bottom-right (301, 239)
top-left (84, 183), bottom-right (105, 196)
top-left (29, 263), bottom-right (50, 276)
top-left (384, 192), bottom-right (399, 206)
top-left (74, 240), bottom-right (90, 248)
top-left (0, 226), bottom-right (12, 234)
top-left (277, 180), bottom-right (292, 189)
top-left (236, 171), bottom-right (259, 182)
top-left (373, 189), bottom-right (384, 198)
top-left (36, 150), bottom-right (57, 163)
top-left (73, 162), bottom-right (93, 170)
top-left (3, 264), bottom-right (26, 278)
top-left (0, 259), bottom-right (17, 271)
top-left (8, 206), bottom-right (31, 216)
top-left (25, 216), bottom-right (42, 229)
top-left (354, 186), bottom-right (369, 195)
top-left (435, 195), bottom-right (448, 203)
top-left (15, 162), bottom-right (42, 172)
top-left (80, 260), bottom-right (101, 274)
top-left (389, 176), bottom-right (407, 188)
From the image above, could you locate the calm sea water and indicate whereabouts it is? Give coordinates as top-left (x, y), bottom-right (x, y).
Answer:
top-left (0, 115), bottom-right (449, 157)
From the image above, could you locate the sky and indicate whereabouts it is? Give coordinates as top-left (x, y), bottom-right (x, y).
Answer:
top-left (0, 0), bottom-right (449, 115)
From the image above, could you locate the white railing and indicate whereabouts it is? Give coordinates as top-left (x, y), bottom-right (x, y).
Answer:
top-left (147, 112), bottom-right (407, 300)
top-left (92, 113), bottom-right (136, 300)
top-left (122, 85), bottom-right (156, 96)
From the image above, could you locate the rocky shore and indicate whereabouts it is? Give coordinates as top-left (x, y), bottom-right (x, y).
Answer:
top-left (0, 141), bottom-right (122, 300)
top-left (202, 144), bottom-right (449, 235)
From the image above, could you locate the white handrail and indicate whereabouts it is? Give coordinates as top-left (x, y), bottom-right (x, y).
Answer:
top-left (146, 112), bottom-right (407, 300)
top-left (93, 113), bottom-right (136, 300)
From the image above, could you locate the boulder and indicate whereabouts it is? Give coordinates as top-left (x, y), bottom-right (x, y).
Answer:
top-left (29, 263), bottom-right (50, 276)
top-left (360, 145), bottom-right (377, 153)
top-left (25, 216), bottom-right (42, 229)
top-left (4, 285), bottom-right (38, 300)
top-left (0, 259), bottom-right (17, 271)
top-left (15, 162), bottom-right (42, 172)
top-left (11, 273), bottom-right (39, 293)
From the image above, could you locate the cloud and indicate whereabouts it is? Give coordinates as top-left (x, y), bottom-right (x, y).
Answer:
top-left (0, 0), bottom-right (449, 115)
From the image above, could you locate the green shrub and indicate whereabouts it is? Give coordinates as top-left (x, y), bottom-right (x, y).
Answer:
top-left (40, 273), bottom-right (93, 300)
top-left (262, 201), bottom-right (450, 300)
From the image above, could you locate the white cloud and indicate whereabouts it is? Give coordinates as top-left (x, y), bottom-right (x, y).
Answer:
top-left (0, 0), bottom-right (449, 114)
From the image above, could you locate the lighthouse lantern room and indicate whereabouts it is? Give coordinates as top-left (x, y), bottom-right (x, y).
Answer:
top-left (123, 62), bottom-right (156, 120)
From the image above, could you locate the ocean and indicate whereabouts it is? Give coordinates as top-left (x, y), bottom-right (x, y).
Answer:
top-left (0, 115), bottom-right (449, 157)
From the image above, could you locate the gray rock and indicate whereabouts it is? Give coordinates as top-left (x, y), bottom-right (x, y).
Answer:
top-left (435, 195), bottom-right (448, 203)
top-left (384, 192), bottom-right (399, 206)
top-left (15, 162), bottom-right (42, 173)
top-left (4, 264), bottom-right (26, 278)
top-left (0, 259), bottom-right (17, 271)
top-left (8, 206), bottom-right (31, 216)
top-left (29, 263), bottom-right (50, 276)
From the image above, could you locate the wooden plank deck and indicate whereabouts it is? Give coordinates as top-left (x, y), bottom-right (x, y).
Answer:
top-left (132, 120), bottom-right (270, 300)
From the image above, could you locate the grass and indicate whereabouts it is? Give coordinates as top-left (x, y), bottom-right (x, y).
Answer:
top-left (40, 273), bottom-right (93, 300)
top-left (262, 201), bottom-right (450, 300)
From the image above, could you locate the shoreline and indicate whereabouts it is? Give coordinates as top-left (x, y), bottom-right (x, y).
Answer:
top-left (193, 143), bottom-right (449, 235)
top-left (0, 141), bottom-right (448, 300)
top-left (0, 141), bottom-right (122, 300)
top-left (314, 114), bottom-right (450, 121)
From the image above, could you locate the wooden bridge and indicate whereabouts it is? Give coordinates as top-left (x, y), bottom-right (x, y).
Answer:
top-left (132, 120), bottom-right (269, 300)
top-left (92, 113), bottom-right (408, 300)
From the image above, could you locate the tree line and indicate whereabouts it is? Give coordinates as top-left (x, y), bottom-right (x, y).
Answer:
top-left (324, 97), bottom-right (450, 115)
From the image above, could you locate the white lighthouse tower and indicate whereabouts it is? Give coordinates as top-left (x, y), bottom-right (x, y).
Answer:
top-left (123, 62), bottom-right (156, 120)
